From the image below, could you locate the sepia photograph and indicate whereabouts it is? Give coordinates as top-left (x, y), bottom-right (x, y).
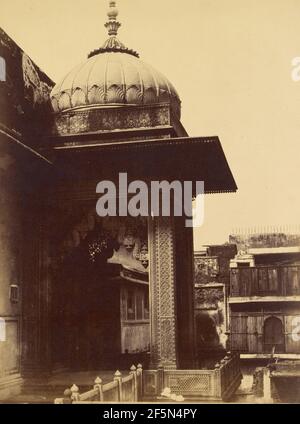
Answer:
top-left (0, 0), bottom-right (300, 410)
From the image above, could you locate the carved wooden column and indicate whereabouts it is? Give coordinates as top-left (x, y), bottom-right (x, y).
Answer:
top-left (174, 216), bottom-right (196, 368)
top-left (21, 204), bottom-right (52, 377)
top-left (148, 216), bottom-right (178, 369)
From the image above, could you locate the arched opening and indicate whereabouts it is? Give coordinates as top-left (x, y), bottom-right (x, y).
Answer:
top-left (50, 212), bottom-right (150, 371)
top-left (263, 316), bottom-right (285, 353)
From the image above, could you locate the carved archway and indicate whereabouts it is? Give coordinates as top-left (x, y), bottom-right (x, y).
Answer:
top-left (49, 211), bottom-right (150, 370)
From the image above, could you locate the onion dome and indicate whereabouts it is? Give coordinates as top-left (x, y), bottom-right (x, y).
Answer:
top-left (50, 1), bottom-right (181, 119)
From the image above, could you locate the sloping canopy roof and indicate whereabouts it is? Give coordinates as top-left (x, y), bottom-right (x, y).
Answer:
top-left (51, 136), bottom-right (237, 194)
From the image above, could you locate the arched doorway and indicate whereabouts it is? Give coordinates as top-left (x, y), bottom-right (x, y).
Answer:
top-left (263, 316), bottom-right (285, 353)
top-left (50, 213), bottom-right (150, 371)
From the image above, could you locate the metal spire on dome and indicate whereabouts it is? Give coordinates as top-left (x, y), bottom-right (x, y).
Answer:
top-left (105, 1), bottom-right (121, 37)
top-left (88, 1), bottom-right (139, 59)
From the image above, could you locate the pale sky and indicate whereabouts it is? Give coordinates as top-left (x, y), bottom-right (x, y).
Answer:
top-left (1, 0), bottom-right (300, 249)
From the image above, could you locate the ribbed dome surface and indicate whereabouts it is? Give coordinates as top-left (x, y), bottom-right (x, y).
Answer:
top-left (50, 52), bottom-right (180, 114)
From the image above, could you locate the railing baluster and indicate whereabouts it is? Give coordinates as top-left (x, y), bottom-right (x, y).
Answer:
top-left (94, 377), bottom-right (103, 402)
top-left (70, 384), bottom-right (80, 403)
top-left (130, 365), bottom-right (137, 402)
top-left (214, 363), bottom-right (222, 398)
top-left (114, 370), bottom-right (123, 402)
top-left (137, 363), bottom-right (143, 400)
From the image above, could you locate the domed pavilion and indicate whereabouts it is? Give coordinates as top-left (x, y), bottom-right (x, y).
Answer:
top-left (0, 1), bottom-right (238, 402)
top-left (50, 0), bottom-right (182, 138)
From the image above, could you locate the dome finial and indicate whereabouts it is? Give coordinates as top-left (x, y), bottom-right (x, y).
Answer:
top-left (105, 1), bottom-right (121, 37)
top-left (88, 1), bottom-right (140, 59)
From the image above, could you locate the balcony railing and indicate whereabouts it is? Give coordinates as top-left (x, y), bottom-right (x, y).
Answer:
top-left (54, 354), bottom-right (242, 402)
top-left (55, 364), bottom-right (143, 403)
top-left (230, 265), bottom-right (300, 298)
top-left (143, 353), bottom-right (242, 402)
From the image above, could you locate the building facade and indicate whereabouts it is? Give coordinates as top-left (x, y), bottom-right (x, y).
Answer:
top-left (0, 27), bottom-right (53, 398)
top-left (194, 245), bottom-right (237, 362)
top-left (228, 232), bottom-right (300, 357)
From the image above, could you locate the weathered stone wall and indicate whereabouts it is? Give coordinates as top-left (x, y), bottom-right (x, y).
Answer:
top-left (193, 245), bottom-right (236, 355)
top-left (194, 284), bottom-right (226, 352)
top-left (0, 144), bottom-right (23, 397)
top-left (0, 28), bottom-right (54, 142)
top-left (0, 28), bottom-right (53, 398)
top-left (230, 233), bottom-right (300, 251)
top-left (207, 244), bottom-right (237, 286)
top-left (194, 255), bottom-right (218, 285)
